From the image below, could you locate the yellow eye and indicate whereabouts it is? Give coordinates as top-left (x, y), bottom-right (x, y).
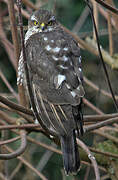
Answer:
top-left (34, 21), bottom-right (38, 26)
top-left (48, 21), bottom-right (52, 26)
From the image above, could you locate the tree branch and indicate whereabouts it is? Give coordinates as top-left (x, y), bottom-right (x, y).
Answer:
top-left (0, 130), bottom-right (27, 160)
top-left (94, 0), bottom-right (118, 15)
top-left (77, 138), bottom-right (100, 180)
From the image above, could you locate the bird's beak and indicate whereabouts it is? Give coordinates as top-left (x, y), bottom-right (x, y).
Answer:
top-left (40, 22), bottom-right (45, 31)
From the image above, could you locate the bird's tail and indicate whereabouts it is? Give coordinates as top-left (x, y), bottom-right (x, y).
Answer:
top-left (60, 130), bottom-right (80, 175)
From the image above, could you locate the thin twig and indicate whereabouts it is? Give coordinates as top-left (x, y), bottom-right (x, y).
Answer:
top-left (85, 37), bottom-right (118, 69)
top-left (0, 69), bottom-right (18, 101)
top-left (77, 138), bottom-right (100, 180)
top-left (94, 129), bottom-right (118, 144)
top-left (0, 103), bottom-right (34, 124)
top-left (85, 0), bottom-right (118, 111)
top-left (0, 9), bottom-right (16, 69)
top-left (83, 98), bottom-right (104, 114)
top-left (9, 162), bottom-right (22, 180)
top-left (0, 136), bottom-right (20, 145)
top-left (8, 0), bottom-right (28, 107)
top-left (22, 0), bottom-right (38, 10)
top-left (0, 130), bottom-right (27, 160)
top-left (84, 77), bottom-right (118, 100)
top-left (4, 145), bottom-right (48, 180)
top-left (85, 116), bottom-right (118, 132)
top-left (91, 0), bottom-right (99, 40)
top-left (107, 0), bottom-right (114, 56)
top-left (72, 6), bottom-right (90, 33)
top-left (3, 0), bottom-right (30, 19)
top-left (7, 0), bottom-right (20, 67)
top-left (94, 0), bottom-right (118, 14)
top-left (84, 166), bottom-right (90, 180)
top-left (84, 113), bottom-right (118, 122)
top-left (0, 123), bottom-right (41, 131)
top-left (37, 143), bottom-right (57, 172)
top-left (0, 172), bottom-right (8, 180)
top-left (81, 161), bottom-right (107, 172)
top-left (89, 146), bottom-right (118, 159)
top-left (0, 95), bottom-right (33, 116)
top-left (0, 110), bottom-right (16, 124)
top-left (28, 136), bottom-right (62, 155)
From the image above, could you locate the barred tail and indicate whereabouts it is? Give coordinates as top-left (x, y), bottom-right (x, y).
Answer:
top-left (60, 130), bottom-right (80, 175)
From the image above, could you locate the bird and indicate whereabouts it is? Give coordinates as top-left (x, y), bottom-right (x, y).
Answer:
top-left (17, 9), bottom-right (85, 175)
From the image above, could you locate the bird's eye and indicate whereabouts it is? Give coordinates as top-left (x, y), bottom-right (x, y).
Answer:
top-left (34, 21), bottom-right (39, 26)
top-left (48, 21), bottom-right (53, 26)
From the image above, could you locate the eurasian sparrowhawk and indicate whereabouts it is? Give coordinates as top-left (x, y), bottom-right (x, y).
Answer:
top-left (17, 9), bottom-right (85, 175)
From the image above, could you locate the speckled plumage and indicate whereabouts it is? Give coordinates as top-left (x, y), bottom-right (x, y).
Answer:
top-left (17, 9), bottom-right (85, 175)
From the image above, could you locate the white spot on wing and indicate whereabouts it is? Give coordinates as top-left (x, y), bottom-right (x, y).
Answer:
top-left (66, 83), bottom-right (71, 89)
top-left (71, 91), bottom-right (76, 97)
top-left (54, 74), bottom-right (66, 89)
top-left (59, 65), bottom-right (68, 69)
top-left (52, 55), bottom-right (58, 61)
top-left (51, 40), bottom-right (54, 43)
top-left (79, 56), bottom-right (82, 63)
top-left (35, 119), bottom-right (39, 124)
top-left (44, 37), bottom-right (48, 41)
top-left (52, 47), bottom-right (60, 53)
top-left (45, 45), bottom-right (52, 51)
top-left (62, 55), bottom-right (68, 62)
top-left (63, 47), bottom-right (68, 51)
top-left (79, 67), bottom-right (82, 72)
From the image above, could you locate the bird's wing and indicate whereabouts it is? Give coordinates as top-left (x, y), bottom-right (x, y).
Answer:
top-left (25, 31), bottom-right (85, 106)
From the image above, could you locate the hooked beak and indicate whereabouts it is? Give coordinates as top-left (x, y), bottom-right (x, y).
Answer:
top-left (40, 22), bottom-right (45, 31)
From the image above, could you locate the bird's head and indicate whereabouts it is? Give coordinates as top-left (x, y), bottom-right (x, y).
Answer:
top-left (28, 9), bottom-right (58, 33)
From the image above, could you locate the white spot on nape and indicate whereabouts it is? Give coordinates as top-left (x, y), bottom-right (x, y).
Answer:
top-left (59, 65), bottom-right (68, 69)
top-left (79, 67), bottom-right (82, 72)
top-left (54, 74), bottom-right (66, 89)
top-left (62, 55), bottom-right (68, 62)
top-left (52, 55), bottom-right (58, 61)
top-left (52, 47), bottom-right (61, 53)
top-left (45, 45), bottom-right (52, 51)
top-left (44, 37), bottom-right (48, 41)
top-left (63, 47), bottom-right (68, 51)
top-left (71, 91), bottom-right (76, 97)
top-left (51, 40), bottom-right (54, 43)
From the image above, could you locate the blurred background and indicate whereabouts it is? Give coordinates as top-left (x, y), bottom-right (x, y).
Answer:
top-left (0, 0), bottom-right (118, 179)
